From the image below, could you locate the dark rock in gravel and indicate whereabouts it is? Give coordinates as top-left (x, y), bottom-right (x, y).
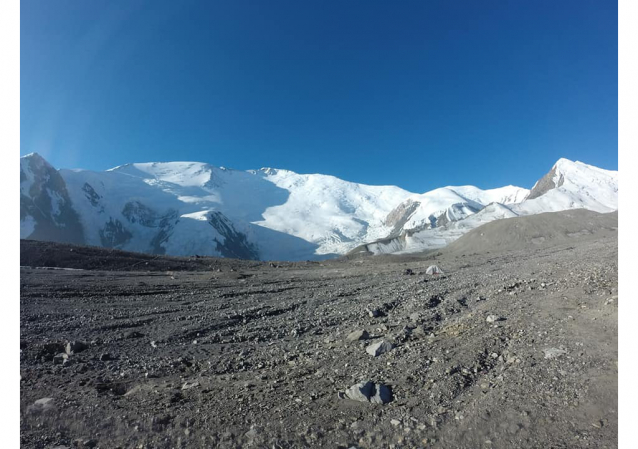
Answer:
top-left (95, 381), bottom-right (129, 396)
top-left (345, 381), bottom-right (392, 404)
top-left (65, 340), bottom-right (89, 354)
top-left (427, 295), bottom-right (443, 308)
top-left (72, 438), bottom-right (98, 448)
top-left (40, 342), bottom-right (65, 360)
top-left (53, 353), bottom-right (69, 365)
top-left (123, 330), bottom-right (144, 339)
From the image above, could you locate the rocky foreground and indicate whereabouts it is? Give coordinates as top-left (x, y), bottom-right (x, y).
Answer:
top-left (20, 233), bottom-right (617, 448)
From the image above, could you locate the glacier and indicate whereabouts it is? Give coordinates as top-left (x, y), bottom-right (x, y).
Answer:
top-left (20, 153), bottom-right (617, 261)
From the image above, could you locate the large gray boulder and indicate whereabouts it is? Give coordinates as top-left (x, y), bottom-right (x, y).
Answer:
top-left (345, 381), bottom-right (392, 404)
top-left (366, 340), bottom-right (394, 357)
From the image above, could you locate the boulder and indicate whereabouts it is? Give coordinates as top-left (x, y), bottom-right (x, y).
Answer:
top-left (27, 397), bottom-right (55, 414)
top-left (345, 381), bottom-right (392, 404)
top-left (65, 341), bottom-right (89, 355)
top-left (366, 340), bottom-right (394, 357)
top-left (346, 330), bottom-right (370, 342)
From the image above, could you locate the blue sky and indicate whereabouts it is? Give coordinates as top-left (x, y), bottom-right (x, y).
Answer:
top-left (21, 0), bottom-right (617, 193)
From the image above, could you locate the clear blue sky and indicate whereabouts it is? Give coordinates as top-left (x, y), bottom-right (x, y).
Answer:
top-left (21, 0), bottom-right (617, 192)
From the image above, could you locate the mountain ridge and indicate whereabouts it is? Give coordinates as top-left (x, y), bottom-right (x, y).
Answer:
top-left (19, 153), bottom-right (617, 261)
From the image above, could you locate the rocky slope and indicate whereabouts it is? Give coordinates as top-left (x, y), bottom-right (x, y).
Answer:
top-left (20, 222), bottom-right (617, 448)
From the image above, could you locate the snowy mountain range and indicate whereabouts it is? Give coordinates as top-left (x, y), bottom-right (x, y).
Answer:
top-left (20, 154), bottom-right (618, 261)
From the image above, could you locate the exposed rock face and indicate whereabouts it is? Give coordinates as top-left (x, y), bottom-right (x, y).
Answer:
top-left (384, 200), bottom-right (421, 236)
top-left (122, 201), bottom-right (162, 227)
top-left (99, 219), bottom-right (133, 248)
top-left (122, 201), bottom-right (179, 254)
top-left (20, 153), bottom-right (85, 245)
top-left (208, 212), bottom-right (260, 260)
top-left (82, 183), bottom-right (103, 209)
top-left (526, 166), bottom-right (565, 200)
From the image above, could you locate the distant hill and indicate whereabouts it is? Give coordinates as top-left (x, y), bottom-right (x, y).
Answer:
top-left (439, 209), bottom-right (617, 256)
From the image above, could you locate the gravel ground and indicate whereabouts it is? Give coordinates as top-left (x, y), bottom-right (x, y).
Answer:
top-left (20, 232), bottom-right (617, 448)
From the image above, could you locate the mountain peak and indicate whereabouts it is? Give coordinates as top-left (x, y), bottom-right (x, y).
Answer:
top-left (20, 152), bottom-right (56, 173)
top-left (522, 157), bottom-right (617, 212)
top-left (554, 157), bottom-right (577, 167)
top-left (20, 153), bottom-right (617, 260)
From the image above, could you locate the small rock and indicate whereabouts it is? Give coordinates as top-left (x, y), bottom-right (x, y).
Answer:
top-left (391, 419), bottom-right (401, 426)
top-left (412, 325), bottom-right (426, 337)
top-left (370, 384), bottom-right (392, 404)
top-left (27, 397), bottom-right (55, 414)
top-left (486, 315), bottom-right (501, 323)
top-left (42, 342), bottom-right (65, 355)
top-left (124, 331), bottom-right (144, 339)
top-left (367, 308), bottom-right (382, 318)
top-left (182, 381), bottom-right (200, 390)
top-left (346, 330), bottom-right (370, 342)
top-left (245, 426), bottom-right (261, 440)
top-left (53, 353), bottom-right (69, 365)
top-left (425, 265), bottom-right (444, 275)
top-left (345, 381), bottom-right (373, 403)
top-left (99, 353), bottom-right (114, 361)
top-left (543, 348), bottom-right (567, 359)
top-left (72, 438), bottom-right (98, 448)
top-left (366, 340), bottom-right (394, 357)
top-left (65, 341), bottom-right (89, 355)
top-left (403, 269), bottom-right (414, 276)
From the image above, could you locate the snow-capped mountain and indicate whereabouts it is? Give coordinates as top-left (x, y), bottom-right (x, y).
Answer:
top-left (383, 185), bottom-right (529, 237)
top-left (360, 158), bottom-right (618, 255)
top-left (513, 158), bottom-right (618, 215)
top-left (21, 154), bottom-right (414, 260)
top-left (20, 154), bottom-right (85, 245)
top-left (19, 153), bottom-right (617, 260)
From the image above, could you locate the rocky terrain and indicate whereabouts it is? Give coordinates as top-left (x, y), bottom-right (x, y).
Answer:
top-left (20, 211), bottom-right (618, 448)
